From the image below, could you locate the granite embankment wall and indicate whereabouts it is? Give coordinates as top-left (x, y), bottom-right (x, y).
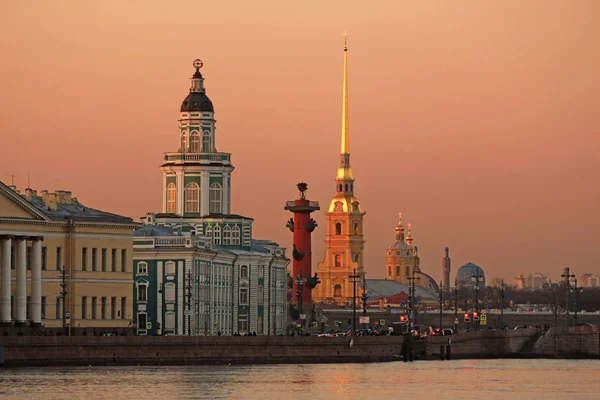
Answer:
top-left (426, 328), bottom-right (540, 358)
top-left (534, 325), bottom-right (600, 357)
top-left (0, 336), bottom-right (403, 367)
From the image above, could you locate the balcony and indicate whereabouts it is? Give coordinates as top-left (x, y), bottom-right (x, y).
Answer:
top-left (162, 152), bottom-right (231, 164)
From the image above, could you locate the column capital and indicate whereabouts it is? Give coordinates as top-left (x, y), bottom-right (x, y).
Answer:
top-left (0, 235), bottom-right (15, 241)
top-left (31, 236), bottom-right (44, 242)
top-left (14, 235), bottom-right (29, 241)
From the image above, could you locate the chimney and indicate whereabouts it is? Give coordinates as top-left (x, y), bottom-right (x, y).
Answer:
top-left (55, 190), bottom-right (72, 205)
top-left (41, 191), bottom-right (57, 211)
top-left (25, 188), bottom-right (37, 201)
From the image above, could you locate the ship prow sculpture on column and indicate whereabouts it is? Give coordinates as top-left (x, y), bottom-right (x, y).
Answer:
top-left (284, 182), bottom-right (321, 334)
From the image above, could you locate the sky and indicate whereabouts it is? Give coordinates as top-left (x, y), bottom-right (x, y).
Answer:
top-left (0, 0), bottom-right (598, 283)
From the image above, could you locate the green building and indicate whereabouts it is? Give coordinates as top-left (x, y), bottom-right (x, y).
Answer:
top-left (133, 60), bottom-right (288, 336)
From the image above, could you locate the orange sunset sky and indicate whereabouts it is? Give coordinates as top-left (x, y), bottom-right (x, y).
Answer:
top-left (1, 1), bottom-right (598, 282)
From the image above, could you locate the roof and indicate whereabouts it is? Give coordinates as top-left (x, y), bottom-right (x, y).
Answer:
top-left (180, 92), bottom-right (214, 112)
top-left (366, 279), bottom-right (436, 300)
top-left (134, 224), bottom-right (179, 237)
top-left (0, 181), bottom-right (134, 225)
top-left (153, 213), bottom-right (254, 221)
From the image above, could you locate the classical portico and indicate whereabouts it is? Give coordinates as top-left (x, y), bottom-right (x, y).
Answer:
top-left (0, 234), bottom-right (43, 325)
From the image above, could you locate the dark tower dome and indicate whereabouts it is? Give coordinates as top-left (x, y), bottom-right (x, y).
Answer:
top-left (180, 92), bottom-right (214, 112)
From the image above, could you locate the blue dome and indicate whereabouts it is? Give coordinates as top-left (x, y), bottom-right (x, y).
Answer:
top-left (456, 262), bottom-right (485, 288)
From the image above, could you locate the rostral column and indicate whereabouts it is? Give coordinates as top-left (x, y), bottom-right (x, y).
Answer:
top-left (284, 182), bottom-right (320, 305)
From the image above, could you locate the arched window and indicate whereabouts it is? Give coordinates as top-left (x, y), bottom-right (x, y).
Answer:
top-left (205, 225), bottom-right (212, 240)
top-left (335, 223), bottom-right (342, 235)
top-left (396, 266), bottom-right (401, 276)
top-left (354, 254), bottom-right (359, 263)
top-left (240, 265), bottom-right (248, 279)
top-left (335, 254), bottom-right (342, 267)
top-left (181, 132), bottom-right (188, 152)
top-left (334, 284), bottom-right (342, 297)
top-left (354, 223), bottom-right (359, 235)
top-left (388, 266), bottom-right (392, 276)
top-left (405, 266), bottom-right (410, 278)
top-left (185, 182), bottom-right (200, 213)
top-left (345, 183), bottom-right (348, 192)
top-left (190, 132), bottom-right (200, 152)
top-left (202, 131), bottom-right (211, 152)
top-left (209, 183), bottom-right (222, 214)
top-left (223, 225), bottom-right (232, 245)
top-left (214, 225), bottom-right (221, 245)
top-left (167, 183), bottom-right (176, 213)
top-left (258, 285), bottom-right (264, 305)
top-left (338, 184), bottom-right (342, 192)
top-left (232, 225), bottom-right (241, 245)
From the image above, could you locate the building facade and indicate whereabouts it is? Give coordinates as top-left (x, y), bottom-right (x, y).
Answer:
top-left (312, 35), bottom-right (366, 305)
top-left (133, 59), bottom-right (289, 336)
top-left (0, 181), bottom-right (136, 332)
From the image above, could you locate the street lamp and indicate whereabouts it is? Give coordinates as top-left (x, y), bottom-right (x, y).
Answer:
top-left (438, 281), bottom-right (443, 330)
top-left (500, 279), bottom-right (505, 330)
top-left (361, 279), bottom-right (369, 332)
top-left (349, 269), bottom-right (360, 336)
top-left (471, 272), bottom-right (484, 331)
top-left (561, 270), bottom-right (575, 327)
top-left (570, 277), bottom-right (583, 326)
top-left (407, 269), bottom-right (421, 329)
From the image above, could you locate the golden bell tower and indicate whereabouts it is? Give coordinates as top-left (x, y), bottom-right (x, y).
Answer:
top-left (313, 32), bottom-right (366, 305)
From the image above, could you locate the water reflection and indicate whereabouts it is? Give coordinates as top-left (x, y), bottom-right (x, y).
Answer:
top-left (0, 360), bottom-right (599, 399)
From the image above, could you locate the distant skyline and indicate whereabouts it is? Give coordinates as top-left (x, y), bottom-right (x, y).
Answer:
top-left (1, 1), bottom-right (598, 282)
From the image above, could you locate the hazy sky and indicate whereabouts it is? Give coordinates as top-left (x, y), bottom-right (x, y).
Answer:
top-left (1, 1), bottom-right (598, 282)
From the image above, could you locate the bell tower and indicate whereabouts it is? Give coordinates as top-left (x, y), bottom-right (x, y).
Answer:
top-left (313, 32), bottom-right (366, 305)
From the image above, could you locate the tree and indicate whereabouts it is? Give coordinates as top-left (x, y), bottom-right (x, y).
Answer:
top-left (542, 283), bottom-right (564, 327)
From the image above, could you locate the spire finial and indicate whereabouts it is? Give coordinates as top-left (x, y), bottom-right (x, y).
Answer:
top-left (398, 212), bottom-right (402, 224)
top-left (341, 31), bottom-right (350, 155)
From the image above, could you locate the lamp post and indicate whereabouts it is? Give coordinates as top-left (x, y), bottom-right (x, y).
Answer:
top-left (570, 277), bottom-right (582, 326)
top-left (361, 278), bottom-right (369, 332)
top-left (454, 278), bottom-right (459, 332)
top-left (500, 278), bottom-right (505, 330)
top-left (439, 281), bottom-right (443, 330)
top-left (472, 271), bottom-right (484, 331)
top-left (407, 270), bottom-right (421, 329)
top-left (561, 270), bottom-right (575, 327)
top-left (295, 273), bottom-right (304, 333)
top-left (349, 268), bottom-right (360, 336)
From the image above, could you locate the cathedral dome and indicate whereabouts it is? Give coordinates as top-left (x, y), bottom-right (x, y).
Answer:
top-left (181, 92), bottom-right (214, 112)
top-left (456, 262), bottom-right (485, 288)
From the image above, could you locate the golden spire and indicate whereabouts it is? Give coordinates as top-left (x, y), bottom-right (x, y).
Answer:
top-left (341, 30), bottom-right (349, 155)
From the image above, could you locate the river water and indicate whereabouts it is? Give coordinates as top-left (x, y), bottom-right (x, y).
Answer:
top-left (1, 360), bottom-right (598, 399)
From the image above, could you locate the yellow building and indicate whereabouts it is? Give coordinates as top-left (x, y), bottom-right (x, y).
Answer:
top-left (312, 34), bottom-right (366, 305)
top-left (0, 181), bottom-right (137, 334)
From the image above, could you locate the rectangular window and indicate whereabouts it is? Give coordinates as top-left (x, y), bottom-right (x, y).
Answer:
top-left (165, 284), bottom-right (175, 302)
top-left (121, 249), bottom-right (127, 272)
top-left (91, 297), bottom-right (97, 319)
top-left (238, 312), bottom-right (248, 332)
top-left (137, 262), bottom-right (148, 275)
top-left (81, 296), bottom-right (87, 319)
top-left (41, 246), bottom-right (47, 270)
top-left (92, 248), bottom-right (97, 271)
top-left (165, 261), bottom-right (176, 275)
top-left (121, 297), bottom-right (126, 319)
top-left (56, 247), bottom-right (62, 270)
top-left (138, 285), bottom-right (147, 302)
top-left (82, 247), bottom-right (88, 271)
top-left (41, 296), bottom-right (46, 319)
top-left (166, 312), bottom-right (175, 330)
top-left (111, 296), bottom-right (116, 319)
top-left (26, 246), bottom-right (31, 270)
top-left (111, 249), bottom-right (117, 272)
top-left (101, 248), bottom-right (107, 271)
top-left (101, 297), bottom-right (107, 319)
top-left (138, 313), bottom-right (147, 331)
top-left (240, 288), bottom-right (248, 305)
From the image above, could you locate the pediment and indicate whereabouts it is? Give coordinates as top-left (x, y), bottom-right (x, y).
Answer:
top-left (0, 183), bottom-right (48, 221)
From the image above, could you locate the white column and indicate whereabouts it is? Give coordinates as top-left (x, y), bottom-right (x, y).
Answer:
top-left (15, 238), bottom-right (27, 323)
top-left (223, 173), bottom-right (229, 214)
top-left (31, 238), bottom-right (43, 324)
top-left (1, 237), bottom-right (12, 323)
top-left (201, 173), bottom-right (209, 216)
top-left (176, 171), bottom-right (183, 215)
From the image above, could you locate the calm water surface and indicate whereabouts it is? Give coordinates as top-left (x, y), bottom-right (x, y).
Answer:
top-left (1, 360), bottom-right (598, 400)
